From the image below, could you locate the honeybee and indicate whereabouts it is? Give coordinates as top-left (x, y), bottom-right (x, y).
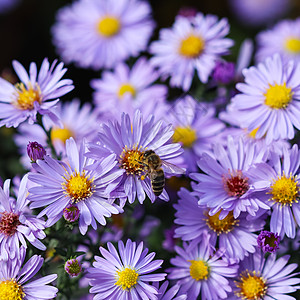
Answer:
top-left (140, 150), bottom-right (185, 196)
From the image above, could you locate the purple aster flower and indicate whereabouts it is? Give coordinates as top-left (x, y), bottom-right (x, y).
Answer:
top-left (87, 239), bottom-right (166, 299)
top-left (15, 99), bottom-right (99, 169)
top-left (231, 250), bottom-right (300, 300)
top-left (174, 188), bottom-right (266, 261)
top-left (0, 174), bottom-right (46, 261)
top-left (212, 60), bottom-right (235, 85)
top-left (91, 57), bottom-right (168, 121)
top-left (167, 233), bottom-right (238, 299)
top-left (247, 144), bottom-right (300, 239)
top-left (256, 18), bottom-right (300, 64)
top-left (231, 54), bottom-right (300, 144)
top-left (0, 246), bottom-right (58, 299)
top-left (257, 230), bottom-right (281, 253)
top-left (152, 281), bottom-right (187, 300)
top-left (65, 257), bottom-right (82, 277)
top-left (150, 13), bottom-right (234, 91)
top-left (52, 0), bottom-right (155, 70)
top-left (27, 141), bottom-right (46, 162)
top-left (87, 110), bottom-right (185, 206)
top-left (0, 58), bottom-right (74, 128)
top-left (228, 0), bottom-right (291, 27)
top-left (168, 95), bottom-right (225, 172)
top-left (191, 135), bottom-right (270, 219)
top-left (28, 137), bottom-right (123, 234)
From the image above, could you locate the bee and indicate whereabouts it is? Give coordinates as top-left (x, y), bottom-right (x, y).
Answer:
top-left (139, 150), bottom-right (185, 196)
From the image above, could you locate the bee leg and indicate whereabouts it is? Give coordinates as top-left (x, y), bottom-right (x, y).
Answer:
top-left (140, 171), bottom-right (150, 180)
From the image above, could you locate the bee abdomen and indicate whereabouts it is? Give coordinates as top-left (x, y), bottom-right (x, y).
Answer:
top-left (151, 169), bottom-right (165, 196)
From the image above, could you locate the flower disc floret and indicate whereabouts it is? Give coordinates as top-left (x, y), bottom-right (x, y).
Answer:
top-left (0, 278), bottom-right (25, 300)
top-left (206, 210), bottom-right (239, 235)
top-left (179, 34), bottom-right (204, 58)
top-left (235, 271), bottom-right (267, 300)
top-left (0, 212), bottom-right (20, 237)
top-left (188, 260), bottom-right (209, 281)
top-left (264, 82), bottom-right (293, 109)
top-left (285, 37), bottom-right (300, 54)
top-left (97, 16), bottom-right (121, 37)
top-left (268, 172), bottom-right (299, 206)
top-left (115, 268), bottom-right (139, 290)
top-left (223, 170), bottom-right (249, 197)
top-left (14, 83), bottom-right (42, 110)
top-left (119, 145), bottom-right (145, 175)
top-left (173, 126), bottom-right (197, 148)
top-left (62, 170), bottom-right (95, 203)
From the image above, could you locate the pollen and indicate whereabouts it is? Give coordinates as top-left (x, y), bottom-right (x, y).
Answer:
top-left (188, 260), bottom-right (209, 281)
top-left (0, 211), bottom-right (21, 236)
top-left (285, 37), bottom-right (300, 54)
top-left (205, 210), bottom-right (239, 235)
top-left (62, 170), bottom-right (95, 203)
top-left (264, 82), bottom-right (293, 109)
top-left (235, 270), bottom-right (267, 300)
top-left (115, 268), bottom-right (139, 290)
top-left (14, 83), bottom-right (42, 110)
top-left (268, 172), bottom-right (299, 206)
top-left (51, 127), bottom-right (74, 144)
top-left (173, 126), bottom-right (197, 148)
top-left (118, 83), bottom-right (136, 99)
top-left (119, 145), bottom-right (145, 175)
top-left (179, 34), bottom-right (205, 58)
top-left (97, 16), bottom-right (120, 37)
top-left (0, 278), bottom-right (25, 300)
top-left (223, 170), bottom-right (249, 198)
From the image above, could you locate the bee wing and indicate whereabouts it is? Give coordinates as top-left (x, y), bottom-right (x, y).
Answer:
top-left (161, 160), bottom-right (186, 175)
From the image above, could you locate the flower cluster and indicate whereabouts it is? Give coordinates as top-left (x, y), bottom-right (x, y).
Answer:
top-left (1, 0), bottom-right (300, 299)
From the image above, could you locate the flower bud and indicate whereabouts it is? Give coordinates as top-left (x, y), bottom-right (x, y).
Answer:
top-left (63, 204), bottom-right (80, 222)
top-left (257, 230), bottom-right (280, 253)
top-left (212, 60), bottom-right (235, 85)
top-left (64, 258), bottom-right (82, 277)
top-left (27, 141), bottom-right (46, 162)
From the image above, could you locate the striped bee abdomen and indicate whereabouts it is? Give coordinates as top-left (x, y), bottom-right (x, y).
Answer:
top-left (150, 169), bottom-right (165, 196)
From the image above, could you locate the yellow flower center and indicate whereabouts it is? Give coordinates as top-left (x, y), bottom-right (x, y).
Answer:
top-left (97, 16), bottom-right (120, 37)
top-left (285, 37), bottom-right (300, 54)
top-left (62, 170), bottom-right (95, 203)
top-left (0, 279), bottom-right (25, 300)
top-left (235, 271), bottom-right (267, 300)
top-left (188, 260), bottom-right (209, 281)
top-left (264, 82), bottom-right (293, 109)
top-left (119, 145), bottom-right (145, 175)
top-left (14, 83), bottom-right (42, 110)
top-left (115, 268), bottom-right (139, 290)
top-left (51, 127), bottom-right (74, 144)
top-left (179, 34), bottom-right (205, 58)
top-left (118, 83), bottom-right (136, 99)
top-left (206, 210), bottom-right (239, 235)
top-left (268, 172), bottom-right (299, 206)
top-left (173, 126), bottom-right (197, 148)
